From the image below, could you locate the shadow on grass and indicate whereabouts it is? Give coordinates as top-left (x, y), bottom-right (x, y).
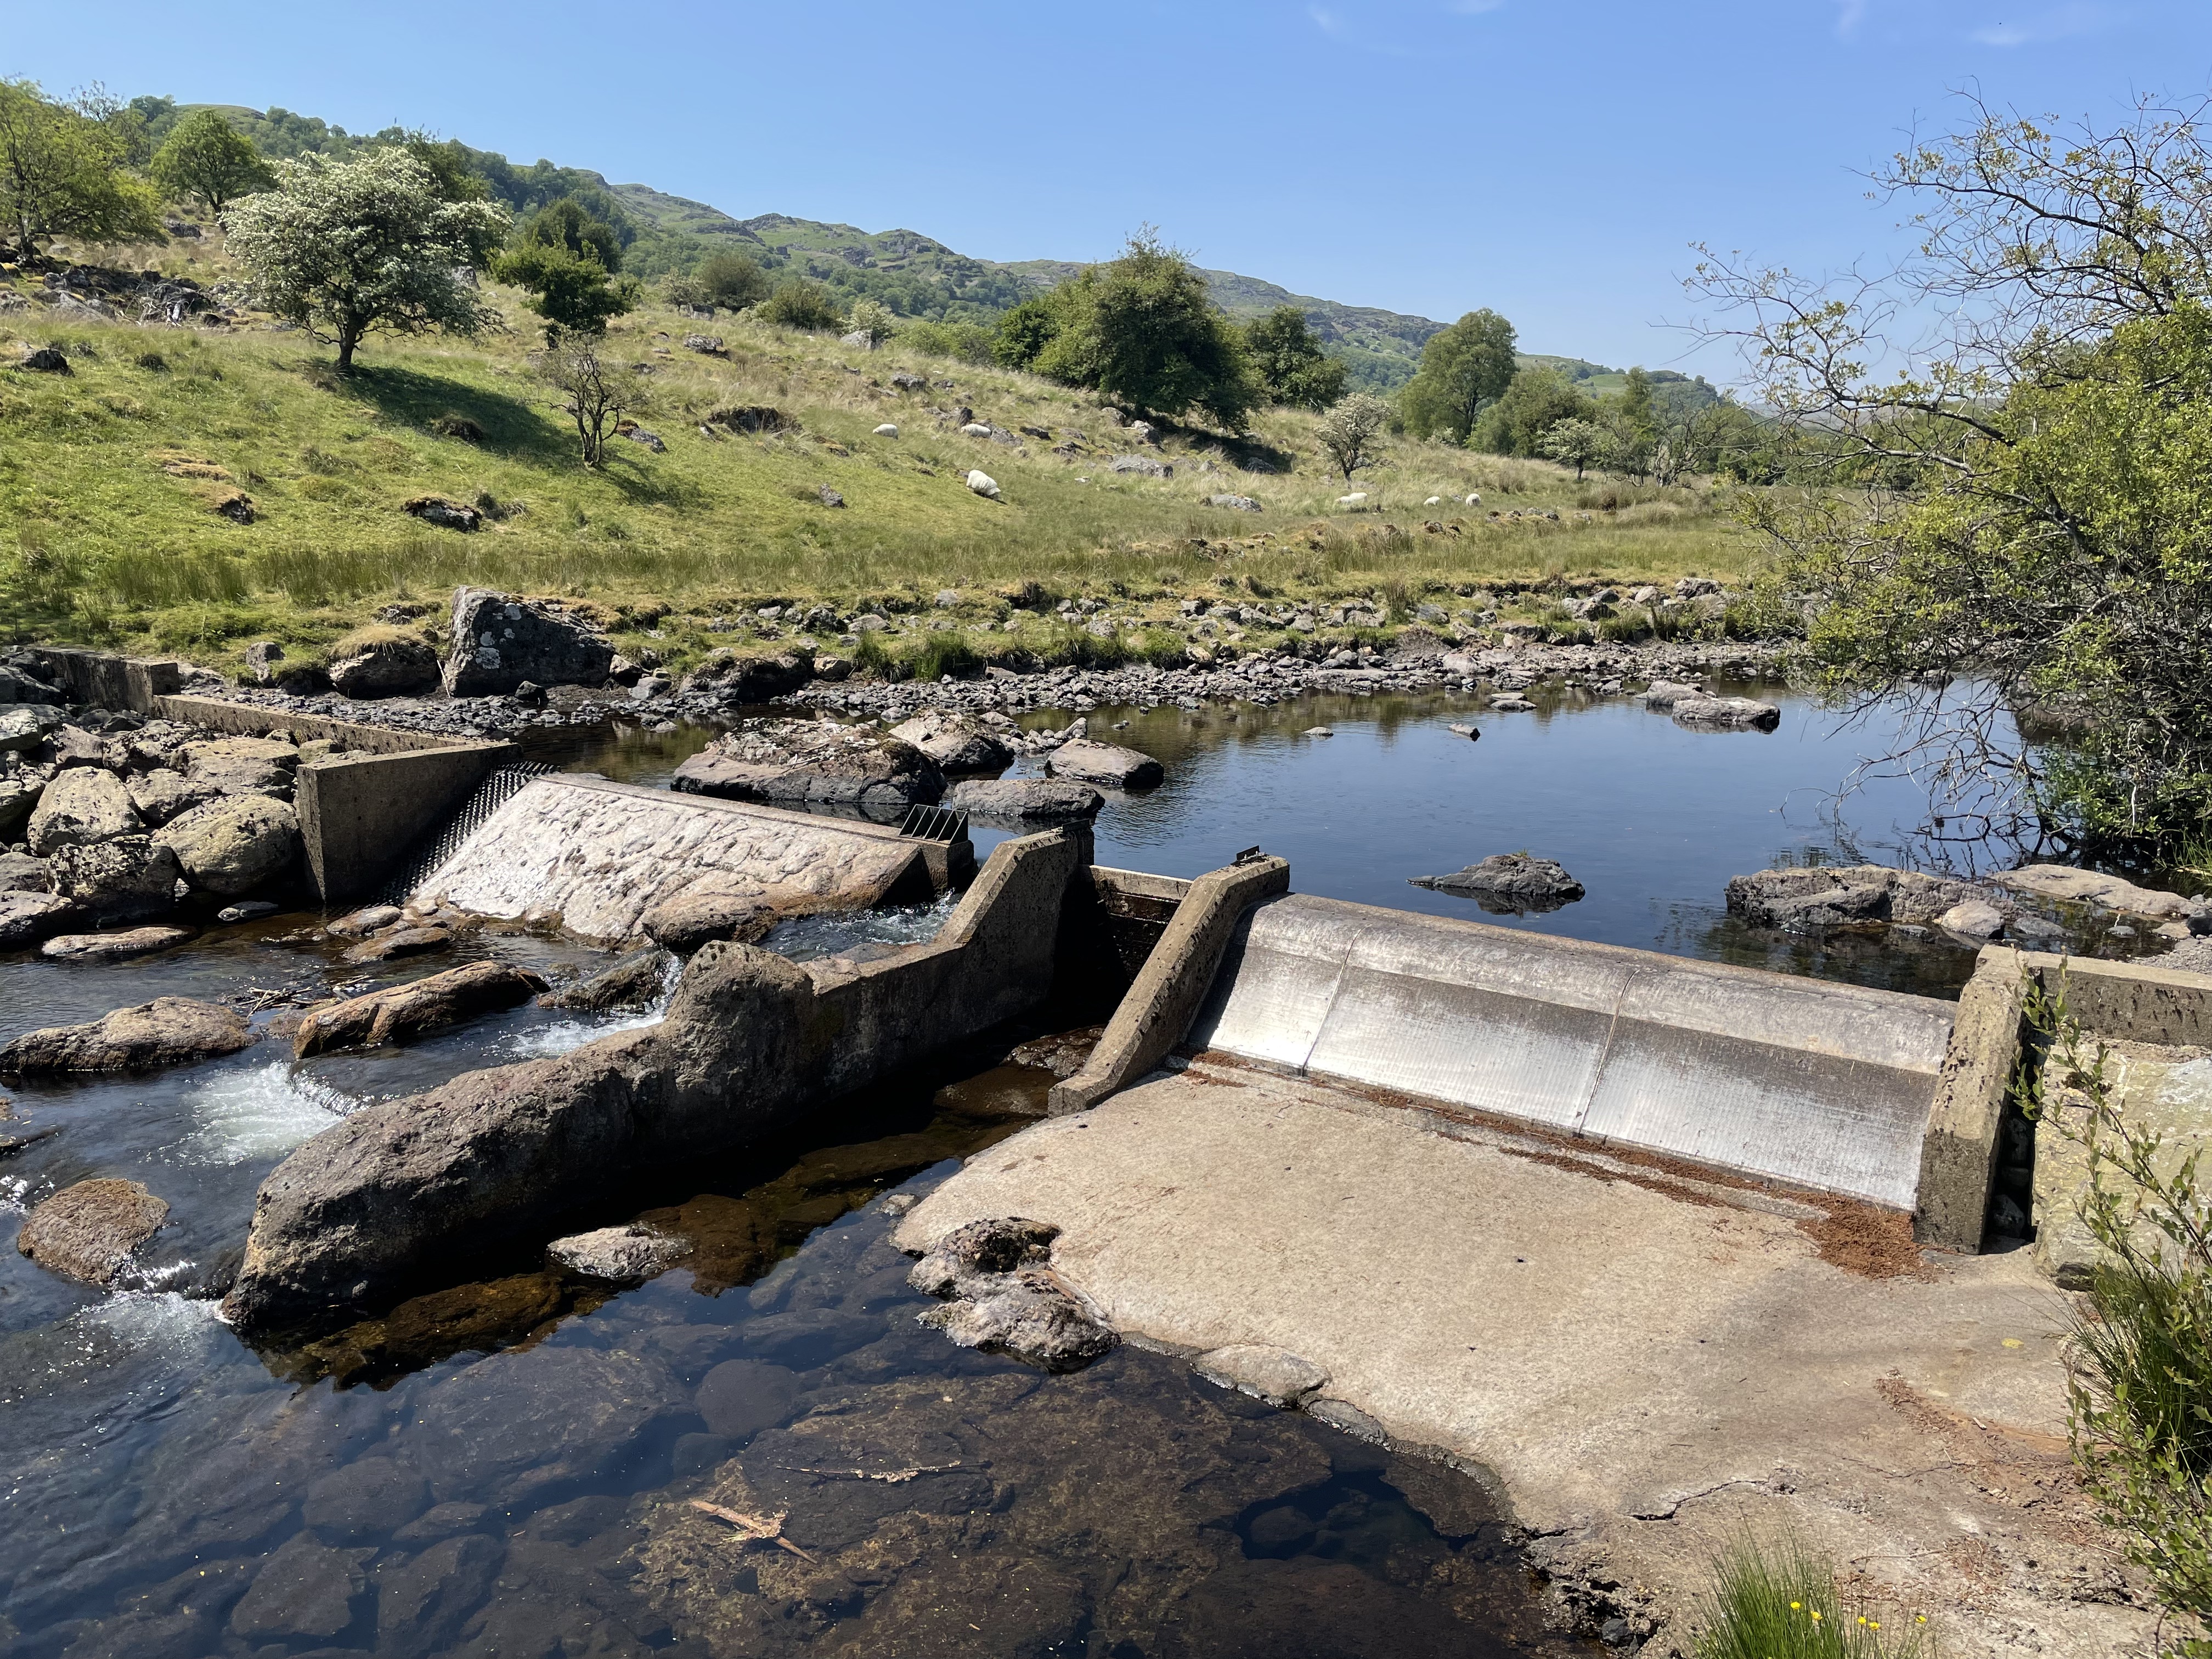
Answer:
top-left (313, 361), bottom-right (575, 467)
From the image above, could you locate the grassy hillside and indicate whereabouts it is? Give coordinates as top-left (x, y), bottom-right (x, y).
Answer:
top-left (1, 231), bottom-right (1758, 684)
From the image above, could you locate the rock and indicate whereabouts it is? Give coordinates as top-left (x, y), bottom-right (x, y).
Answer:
top-left (672, 718), bottom-right (944, 813)
top-left (182, 735), bottom-right (298, 796)
top-left (966, 470), bottom-right (1001, 499)
top-left (1723, 865), bottom-right (2016, 934)
top-left (816, 483), bottom-right (845, 506)
top-left (890, 709), bottom-right (1015, 773)
top-left (0, 777), bottom-right (41, 841)
top-left (1638, 678), bottom-right (1705, 710)
top-left (402, 495), bottom-right (481, 532)
top-left (0, 850), bottom-right (48, 892)
top-left (20, 345), bottom-right (70, 374)
top-left (1675, 575), bottom-right (1723, 598)
top-left (339, 924), bottom-right (453, 966)
top-left (1129, 420), bottom-right (1158, 443)
top-left (539, 947), bottom-right (674, 1012)
top-left (126, 768), bottom-right (216, 826)
top-left (1937, 900), bottom-right (2006, 941)
top-left (1046, 738), bottom-right (1164, 790)
top-left (694, 1357), bottom-right (798, 1443)
top-left (47, 723), bottom-right (113, 770)
top-left (375, 1533), bottom-right (500, 1649)
top-left (0, 891), bottom-right (75, 949)
top-left (1488, 695), bottom-right (1536, 713)
top-left (294, 962), bottom-right (551, 1057)
top-left (444, 586), bottom-right (614, 697)
top-left (228, 1532), bottom-right (370, 1644)
top-left (1991, 864), bottom-right (2194, 920)
top-left (155, 795), bottom-right (301, 895)
top-left (0, 704), bottom-right (67, 753)
top-left (1206, 493), bottom-right (1261, 512)
top-left (942, 778), bottom-right (1103, 823)
top-left (327, 904), bottom-right (403, 937)
top-left (0, 1000), bottom-right (244, 1079)
top-left (329, 633), bottom-right (439, 698)
top-left (303, 1459), bottom-right (432, 1544)
top-left (43, 836), bottom-right (185, 922)
top-left (873, 422), bottom-right (899, 437)
top-left (641, 889), bottom-right (780, 953)
top-left (841, 329), bottom-right (875, 349)
top-left (890, 371), bottom-right (927, 391)
top-left (547, 1223), bottom-right (692, 1283)
top-left (242, 640), bottom-right (286, 682)
top-left (682, 333), bottom-right (725, 354)
top-left (907, 1217), bottom-right (1117, 1373)
top-left (1193, 1344), bottom-right (1329, 1407)
top-left (1109, 454), bottom-right (1171, 478)
top-left (0, 664), bottom-right (61, 705)
top-left (15, 1178), bottom-right (168, 1283)
top-left (679, 649), bottom-right (814, 703)
top-left (1412, 852), bottom-right (1585, 914)
top-left (1671, 695), bottom-right (1782, 731)
top-left (624, 426), bottom-right (667, 452)
top-left (217, 900), bottom-right (280, 923)
top-left (25, 768), bottom-right (139, 854)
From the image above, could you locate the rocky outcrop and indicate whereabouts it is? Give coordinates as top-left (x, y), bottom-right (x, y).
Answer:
top-left (294, 962), bottom-right (551, 1058)
top-left (16, 1178), bottom-right (168, 1284)
top-left (890, 710), bottom-right (1014, 774)
top-left (672, 719), bottom-right (944, 814)
top-left (329, 633), bottom-right (440, 698)
top-left (0, 995), bottom-right (250, 1071)
top-left (1671, 695), bottom-right (1781, 731)
top-left (41, 924), bottom-right (197, 961)
top-left (944, 778), bottom-right (1103, 823)
top-left (1413, 853), bottom-right (1585, 913)
top-left (43, 836), bottom-right (183, 922)
top-left (906, 1217), bottom-right (1118, 1373)
top-left (155, 795), bottom-right (301, 895)
top-left (1045, 738), bottom-right (1164, 791)
top-left (547, 1223), bottom-right (692, 1283)
top-left (444, 588), bottom-right (614, 696)
top-left (678, 650), bottom-right (812, 703)
top-left (1726, 865), bottom-right (2011, 932)
top-left (25, 768), bottom-right (139, 854)
top-left (1990, 865), bottom-right (2195, 921)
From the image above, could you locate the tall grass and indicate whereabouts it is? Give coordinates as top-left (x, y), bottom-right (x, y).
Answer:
top-left (1694, 1538), bottom-right (1932, 1659)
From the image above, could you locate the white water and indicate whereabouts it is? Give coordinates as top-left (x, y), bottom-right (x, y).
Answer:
top-left (170, 1062), bottom-right (356, 1166)
top-left (507, 1002), bottom-right (668, 1059)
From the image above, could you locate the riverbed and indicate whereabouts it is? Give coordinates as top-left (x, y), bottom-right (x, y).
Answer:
top-left (0, 680), bottom-right (2101, 1656)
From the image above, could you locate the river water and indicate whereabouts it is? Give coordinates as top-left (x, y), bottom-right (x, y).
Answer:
top-left (0, 681), bottom-right (2089, 1657)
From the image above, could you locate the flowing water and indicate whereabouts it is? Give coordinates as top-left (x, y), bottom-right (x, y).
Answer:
top-left (0, 682), bottom-right (2108, 1656)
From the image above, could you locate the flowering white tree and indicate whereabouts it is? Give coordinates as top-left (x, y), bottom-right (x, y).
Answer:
top-left (225, 150), bottom-right (509, 373)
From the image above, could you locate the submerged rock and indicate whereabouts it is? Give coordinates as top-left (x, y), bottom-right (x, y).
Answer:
top-left (295, 962), bottom-right (550, 1057)
top-left (0, 995), bottom-right (251, 1071)
top-left (672, 718), bottom-right (945, 814)
top-left (39, 925), bottom-right (198, 963)
top-left (943, 777), bottom-right (1103, 824)
top-left (1045, 738), bottom-right (1164, 791)
top-left (16, 1177), bottom-right (169, 1284)
top-left (1412, 853), bottom-right (1585, 914)
top-left (546, 1223), bottom-right (693, 1283)
top-left (906, 1217), bottom-right (1118, 1373)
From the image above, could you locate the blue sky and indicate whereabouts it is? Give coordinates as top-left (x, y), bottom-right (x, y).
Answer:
top-left (12, 1), bottom-right (2212, 375)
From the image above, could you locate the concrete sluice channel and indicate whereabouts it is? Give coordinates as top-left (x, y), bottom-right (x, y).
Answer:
top-left (0, 683), bottom-right (2184, 1655)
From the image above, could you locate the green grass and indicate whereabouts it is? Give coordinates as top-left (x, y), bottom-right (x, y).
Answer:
top-left (1, 230), bottom-right (1759, 680)
top-left (1694, 1539), bottom-right (1934, 1659)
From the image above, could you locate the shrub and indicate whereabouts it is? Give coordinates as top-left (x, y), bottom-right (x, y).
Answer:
top-left (899, 320), bottom-right (996, 365)
top-left (1693, 1537), bottom-right (1932, 1658)
top-left (758, 278), bottom-right (845, 332)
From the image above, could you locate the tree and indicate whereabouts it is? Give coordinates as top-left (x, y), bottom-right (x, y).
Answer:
top-left (847, 297), bottom-right (899, 344)
top-left (1608, 366), bottom-right (1657, 479)
top-left (692, 251), bottom-right (771, 309)
top-left (539, 340), bottom-right (650, 466)
top-left (1244, 306), bottom-right (1348, 411)
top-left (492, 197), bottom-right (633, 341)
top-left (1693, 90), bottom-right (2212, 851)
top-left (758, 276), bottom-right (845, 331)
top-left (992, 294), bottom-right (1062, 369)
top-left (1537, 417), bottom-right (1610, 480)
top-left (1400, 308), bottom-right (1517, 443)
top-left (1314, 393), bottom-right (1392, 483)
top-left (1471, 367), bottom-right (1593, 456)
top-left (0, 79), bottom-right (165, 261)
top-left (224, 150), bottom-right (510, 373)
top-left (149, 108), bottom-right (274, 220)
top-left (1034, 230), bottom-right (1257, 428)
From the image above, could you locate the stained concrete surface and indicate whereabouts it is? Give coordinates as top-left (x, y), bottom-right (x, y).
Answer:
top-left (899, 1059), bottom-right (2159, 1656)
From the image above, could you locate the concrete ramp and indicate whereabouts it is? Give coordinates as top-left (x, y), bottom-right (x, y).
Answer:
top-left (411, 775), bottom-right (937, 945)
top-left (1187, 894), bottom-right (1957, 1209)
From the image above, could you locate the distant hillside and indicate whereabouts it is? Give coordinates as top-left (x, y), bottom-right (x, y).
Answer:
top-left (139, 98), bottom-right (1610, 394)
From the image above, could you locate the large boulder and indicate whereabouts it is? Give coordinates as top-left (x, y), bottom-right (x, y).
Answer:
top-left (155, 795), bottom-right (301, 895)
top-left (444, 587), bottom-right (614, 696)
top-left (182, 736), bottom-right (298, 797)
top-left (670, 719), bottom-right (944, 815)
top-left (294, 962), bottom-right (550, 1058)
top-left (1045, 738), bottom-right (1164, 791)
top-left (0, 776), bottom-right (43, 840)
top-left (943, 777), bottom-right (1102, 824)
top-left (0, 850), bottom-right (49, 891)
top-left (539, 947), bottom-right (673, 1012)
top-left (1671, 695), bottom-right (1782, 732)
top-left (0, 890), bottom-right (75, 949)
top-left (44, 835), bottom-right (185, 922)
top-left (0, 704), bottom-right (66, 753)
top-left (676, 649), bottom-right (812, 703)
top-left (891, 710), bottom-right (1014, 774)
top-left (25, 768), bottom-right (139, 854)
top-left (16, 1178), bottom-right (168, 1285)
top-left (126, 768), bottom-right (217, 826)
top-left (641, 887), bottom-right (781, 953)
top-left (1412, 853), bottom-right (1585, 915)
top-left (0, 996), bottom-right (251, 1073)
top-left (329, 631), bottom-right (441, 699)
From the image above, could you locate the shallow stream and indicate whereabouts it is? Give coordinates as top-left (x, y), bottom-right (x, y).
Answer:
top-left (0, 681), bottom-right (2101, 1655)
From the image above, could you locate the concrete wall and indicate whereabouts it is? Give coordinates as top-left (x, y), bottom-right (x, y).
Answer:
top-left (1913, 957), bottom-right (2030, 1252)
top-left (298, 744), bottom-right (518, 903)
top-left (150, 694), bottom-right (479, 755)
top-left (25, 647), bottom-right (183, 713)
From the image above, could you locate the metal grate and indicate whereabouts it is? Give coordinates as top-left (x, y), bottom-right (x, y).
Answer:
top-left (377, 763), bottom-right (555, 902)
top-left (897, 803), bottom-right (969, 844)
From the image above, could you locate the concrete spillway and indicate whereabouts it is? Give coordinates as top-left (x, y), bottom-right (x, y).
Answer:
top-left (1186, 894), bottom-right (1959, 1209)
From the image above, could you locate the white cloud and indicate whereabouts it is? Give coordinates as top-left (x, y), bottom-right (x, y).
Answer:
top-left (1833, 0), bottom-right (1871, 37)
top-left (1969, 1), bottom-right (2117, 44)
